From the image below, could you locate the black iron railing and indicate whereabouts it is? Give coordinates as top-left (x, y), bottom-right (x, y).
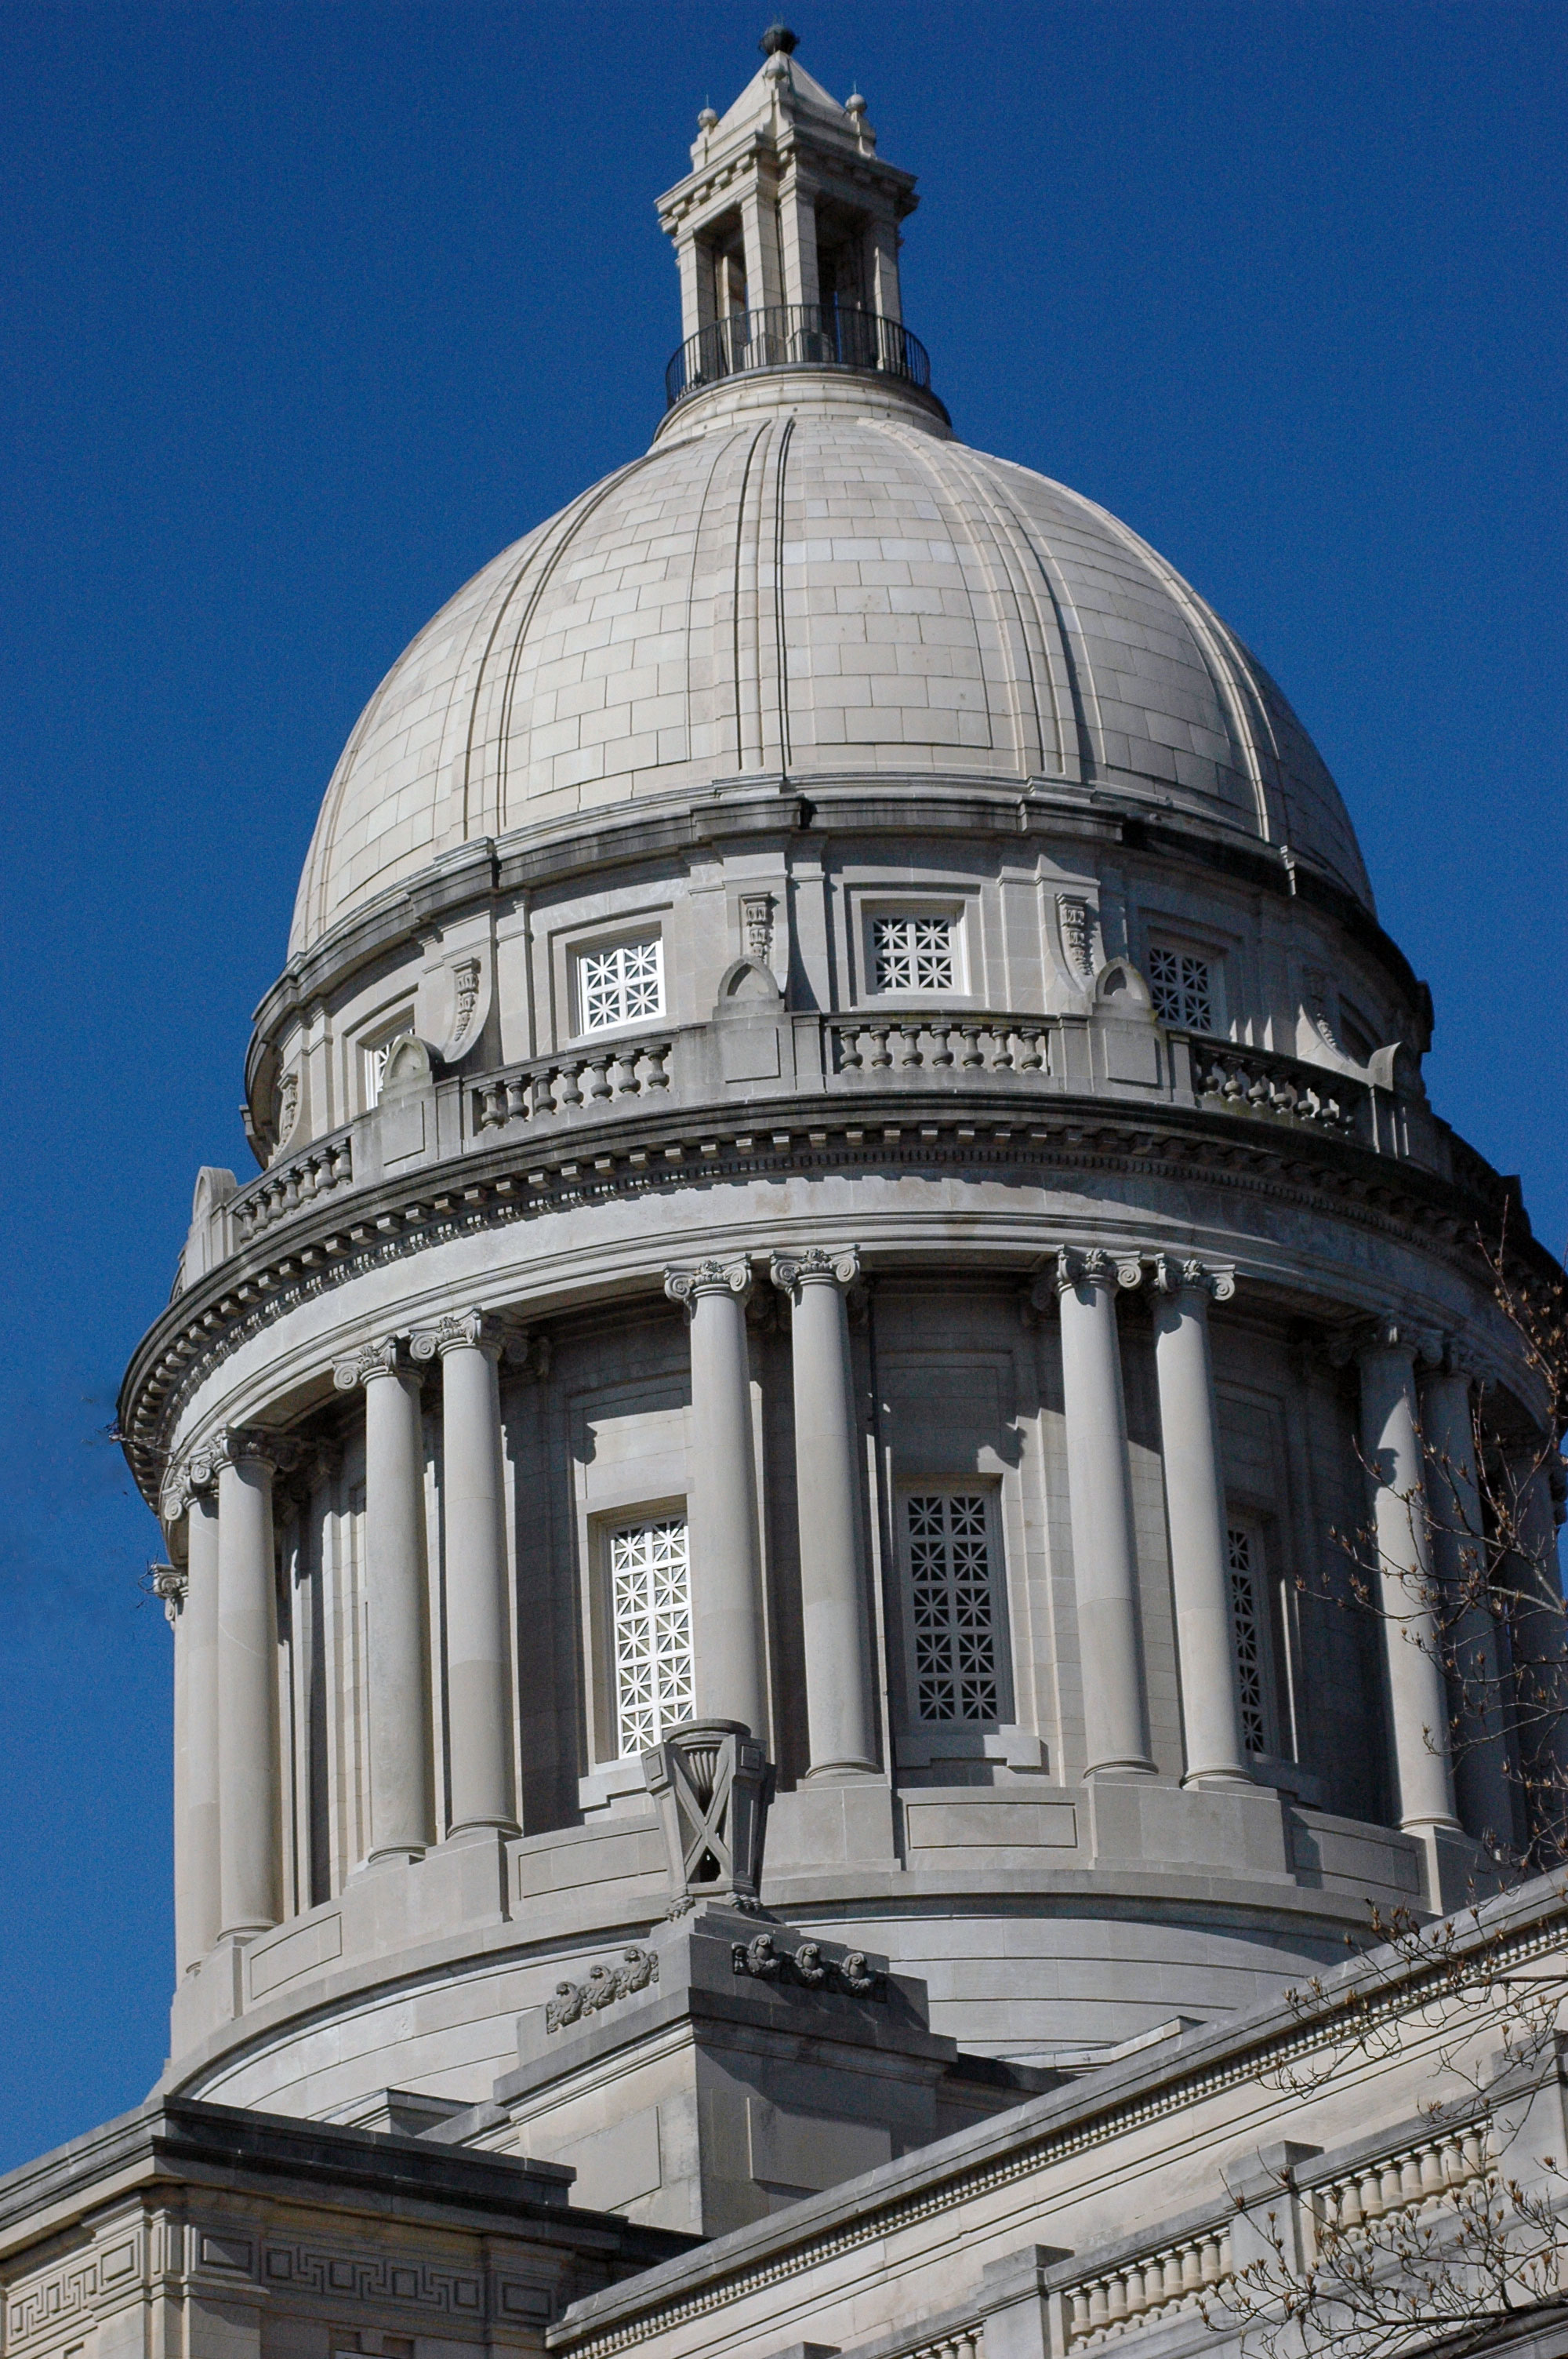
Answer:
top-left (665, 304), bottom-right (932, 409)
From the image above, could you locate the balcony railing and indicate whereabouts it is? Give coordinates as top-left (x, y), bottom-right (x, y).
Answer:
top-left (665, 304), bottom-right (932, 409)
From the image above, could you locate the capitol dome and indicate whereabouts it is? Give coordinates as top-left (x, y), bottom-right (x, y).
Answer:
top-left (117, 28), bottom-right (1562, 2235)
top-left (291, 380), bottom-right (1371, 960)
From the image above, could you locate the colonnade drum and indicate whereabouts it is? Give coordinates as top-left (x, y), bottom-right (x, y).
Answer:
top-left (124, 34), bottom-right (1564, 2132)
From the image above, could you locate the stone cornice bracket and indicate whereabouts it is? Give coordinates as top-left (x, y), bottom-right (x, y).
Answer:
top-left (150, 1563), bottom-right (187, 1625)
top-left (1151, 1252), bottom-right (1237, 1304)
top-left (664, 1258), bottom-right (753, 1311)
top-left (768, 1245), bottom-right (861, 1296)
top-left (1051, 1245), bottom-right (1145, 1297)
top-left (202, 1426), bottom-right (303, 1475)
top-left (409, 1307), bottom-right (507, 1365)
top-left (332, 1336), bottom-right (415, 1391)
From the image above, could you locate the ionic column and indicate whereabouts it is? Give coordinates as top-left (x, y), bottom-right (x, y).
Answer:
top-left (1151, 1257), bottom-right (1250, 1787)
top-left (665, 1259), bottom-right (768, 1739)
top-left (412, 1310), bottom-right (518, 1837)
top-left (172, 1470), bottom-right (222, 1968)
top-left (1356, 1321), bottom-right (1460, 1836)
top-left (770, 1248), bottom-right (877, 1777)
top-left (1054, 1247), bottom-right (1155, 1776)
top-left (1506, 1448), bottom-right (1568, 1842)
top-left (1420, 1354), bottom-right (1514, 1848)
top-left (211, 1427), bottom-right (293, 1940)
top-left (334, 1339), bottom-right (434, 1863)
top-left (151, 1539), bottom-right (191, 1972)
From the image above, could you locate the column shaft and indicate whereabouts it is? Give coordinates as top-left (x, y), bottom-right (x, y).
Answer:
top-left (1508, 1456), bottom-right (1568, 1837)
top-left (1421, 1369), bottom-right (1514, 1848)
top-left (1358, 1339), bottom-right (1460, 1832)
top-left (361, 1357), bottom-right (435, 1860)
top-left (773, 1252), bottom-right (877, 1776)
top-left (183, 1490), bottom-right (222, 1966)
top-left (1056, 1252), bottom-right (1154, 1775)
top-left (430, 1324), bottom-right (517, 1834)
top-left (216, 1443), bottom-right (282, 1939)
top-left (668, 1264), bottom-right (768, 1737)
top-left (1152, 1267), bottom-right (1250, 1785)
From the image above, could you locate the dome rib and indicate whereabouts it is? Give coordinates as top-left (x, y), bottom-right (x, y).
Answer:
top-left (288, 395), bottom-right (1374, 958)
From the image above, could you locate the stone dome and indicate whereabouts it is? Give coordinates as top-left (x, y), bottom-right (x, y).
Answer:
top-left (289, 375), bottom-right (1372, 958)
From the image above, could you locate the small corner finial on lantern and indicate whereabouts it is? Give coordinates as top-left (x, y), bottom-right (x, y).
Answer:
top-left (760, 21), bottom-right (799, 56)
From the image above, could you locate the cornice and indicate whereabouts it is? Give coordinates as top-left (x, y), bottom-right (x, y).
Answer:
top-left (119, 1085), bottom-right (1544, 1512)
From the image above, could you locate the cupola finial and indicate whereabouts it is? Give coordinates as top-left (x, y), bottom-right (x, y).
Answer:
top-left (759, 22), bottom-right (798, 56)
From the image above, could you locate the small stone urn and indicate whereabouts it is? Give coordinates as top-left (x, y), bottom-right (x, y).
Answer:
top-left (641, 1720), bottom-right (775, 1916)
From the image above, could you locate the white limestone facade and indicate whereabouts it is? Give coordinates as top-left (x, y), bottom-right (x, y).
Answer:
top-left (117, 32), bottom-right (1563, 2199)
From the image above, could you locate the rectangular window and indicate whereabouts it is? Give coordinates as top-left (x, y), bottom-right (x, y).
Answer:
top-left (873, 914), bottom-right (957, 995)
top-left (361, 1016), bottom-right (415, 1109)
top-left (608, 1515), bottom-right (693, 1757)
top-left (1228, 1523), bottom-right (1274, 1755)
top-left (1149, 943), bottom-right (1215, 1034)
top-left (578, 935), bottom-right (664, 1034)
top-left (905, 1491), bottom-right (1002, 1723)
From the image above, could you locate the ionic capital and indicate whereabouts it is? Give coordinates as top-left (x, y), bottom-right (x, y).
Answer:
top-left (665, 1257), bottom-right (752, 1308)
top-left (332, 1336), bottom-right (414, 1390)
top-left (151, 1563), bottom-right (187, 1625)
top-left (769, 1245), bottom-right (861, 1295)
top-left (409, 1307), bottom-right (507, 1365)
top-left (203, 1425), bottom-right (301, 1476)
top-left (1352, 1312), bottom-right (1443, 1370)
top-left (1053, 1245), bottom-right (1144, 1298)
top-left (1151, 1253), bottom-right (1236, 1305)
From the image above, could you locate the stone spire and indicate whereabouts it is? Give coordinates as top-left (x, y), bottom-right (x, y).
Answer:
top-left (656, 30), bottom-right (917, 344)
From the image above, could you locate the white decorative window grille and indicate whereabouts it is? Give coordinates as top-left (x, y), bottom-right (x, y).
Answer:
top-left (873, 914), bottom-right (956, 995)
top-left (1227, 1525), bottom-right (1269, 1754)
top-left (609, 1517), bottom-right (694, 1757)
top-left (579, 936), bottom-right (664, 1034)
top-left (906, 1492), bottom-right (1000, 1723)
top-left (362, 1022), bottom-right (414, 1108)
top-left (1149, 944), bottom-right (1215, 1033)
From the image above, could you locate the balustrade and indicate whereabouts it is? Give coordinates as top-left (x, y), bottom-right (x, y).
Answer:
top-left (1305, 2123), bottom-right (1492, 2245)
top-left (829, 1013), bottom-right (1051, 1077)
top-left (1187, 1038), bottom-right (1361, 1133)
top-left (1064, 2227), bottom-right (1231, 2346)
top-left (474, 1038), bottom-right (672, 1133)
top-left (231, 1129), bottom-right (354, 1243)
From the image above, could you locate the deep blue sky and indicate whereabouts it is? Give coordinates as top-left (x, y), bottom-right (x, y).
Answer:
top-left (1, 2), bottom-right (1563, 2172)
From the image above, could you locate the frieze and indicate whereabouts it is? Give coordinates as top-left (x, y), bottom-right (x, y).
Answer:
top-left (545, 1946), bottom-right (660, 2033)
top-left (260, 2241), bottom-right (483, 2313)
top-left (119, 1101), bottom-right (1531, 1510)
top-left (731, 1931), bottom-right (883, 1997)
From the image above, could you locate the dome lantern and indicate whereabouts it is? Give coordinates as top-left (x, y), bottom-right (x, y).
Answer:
top-left (659, 33), bottom-right (922, 409)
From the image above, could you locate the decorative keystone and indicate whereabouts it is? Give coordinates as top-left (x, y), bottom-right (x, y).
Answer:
top-left (769, 1245), bottom-right (860, 1294)
top-left (642, 1718), bottom-right (775, 1917)
top-left (664, 1258), bottom-right (752, 1308)
top-left (1151, 1253), bottom-right (1236, 1303)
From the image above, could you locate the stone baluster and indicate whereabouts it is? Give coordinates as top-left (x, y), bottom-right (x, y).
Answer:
top-left (334, 1339), bottom-right (435, 1863)
top-left (1152, 1256), bottom-right (1251, 1786)
top-left (1420, 1353), bottom-right (1515, 1851)
top-left (411, 1310), bottom-right (519, 1837)
top-left (664, 1259), bottom-right (768, 1739)
top-left (209, 1427), bottom-right (296, 1940)
top-left (1051, 1246), bottom-right (1155, 1776)
top-left (1356, 1321), bottom-right (1461, 1847)
top-left (770, 1248), bottom-right (877, 1777)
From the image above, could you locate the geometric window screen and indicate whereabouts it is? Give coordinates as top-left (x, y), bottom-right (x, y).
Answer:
top-left (609, 1516), bottom-right (694, 1757)
top-left (1227, 1524), bottom-right (1269, 1754)
top-left (579, 936), bottom-right (664, 1034)
top-left (873, 914), bottom-right (956, 994)
top-left (1148, 943), bottom-right (1215, 1034)
top-left (906, 1492), bottom-right (1001, 1723)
